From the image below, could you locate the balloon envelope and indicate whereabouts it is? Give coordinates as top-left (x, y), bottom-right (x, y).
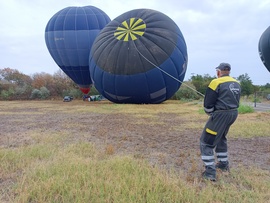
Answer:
top-left (258, 26), bottom-right (270, 73)
top-left (45, 6), bottom-right (111, 94)
top-left (89, 9), bottom-right (188, 104)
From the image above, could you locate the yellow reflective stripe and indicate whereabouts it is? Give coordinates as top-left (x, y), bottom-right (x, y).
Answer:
top-left (208, 76), bottom-right (239, 91)
top-left (206, 128), bottom-right (217, 135)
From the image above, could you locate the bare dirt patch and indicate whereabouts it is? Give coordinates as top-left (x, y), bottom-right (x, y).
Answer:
top-left (1, 100), bottom-right (269, 176)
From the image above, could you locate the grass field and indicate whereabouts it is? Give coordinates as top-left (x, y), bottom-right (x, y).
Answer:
top-left (0, 100), bottom-right (269, 202)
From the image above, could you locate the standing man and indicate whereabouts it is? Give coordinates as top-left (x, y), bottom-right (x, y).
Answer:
top-left (200, 63), bottom-right (241, 181)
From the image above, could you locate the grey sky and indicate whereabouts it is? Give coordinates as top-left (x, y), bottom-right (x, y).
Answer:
top-left (0, 0), bottom-right (270, 85)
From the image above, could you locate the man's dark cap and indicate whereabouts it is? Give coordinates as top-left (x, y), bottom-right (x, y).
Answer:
top-left (216, 63), bottom-right (231, 71)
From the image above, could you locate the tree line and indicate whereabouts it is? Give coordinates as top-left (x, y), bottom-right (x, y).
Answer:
top-left (174, 73), bottom-right (270, 101)
top-left (0, 68), bottom-right (98, 100)
top-left (0, 67), bottom-right (269, 101)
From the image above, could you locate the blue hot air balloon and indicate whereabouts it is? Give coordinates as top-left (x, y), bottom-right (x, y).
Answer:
top-left (259, 26), bottom-right (270, 73)
top-left (45, 6), bottom-right (111, 94)
top-left (89, 9), bottom-right (188, 104)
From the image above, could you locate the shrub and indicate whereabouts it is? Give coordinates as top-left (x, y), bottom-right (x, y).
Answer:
top-left (62, 88), bottom-right (83, 99)
top-left (238, 104), bottom-right (254, 114)
top-left (0, 87), bottom-right (15, 100)
top-left (40, 87), bottom-right (50, 99)
top-left (89, 86), bottom-right (100, 95)
top-left (0, 90), bottom-right (10, 100)
top-left (30, 89), bottom-right (42, 99)
top-left (172, 83), bottom-right (201, 101)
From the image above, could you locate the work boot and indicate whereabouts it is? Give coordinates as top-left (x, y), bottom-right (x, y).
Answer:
top-left (216, 161), bottom-right (229, 172)
top-left (202, 171), bottom-right (216, 181)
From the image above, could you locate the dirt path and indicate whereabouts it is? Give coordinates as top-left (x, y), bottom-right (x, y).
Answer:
top-left (87, 113), bottom-right (270, 173)
top-left (1, 101), bottom-right (269, 177)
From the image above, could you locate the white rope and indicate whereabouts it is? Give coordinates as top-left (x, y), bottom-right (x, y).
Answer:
top-left (134, 45), bottom-right (205, 98)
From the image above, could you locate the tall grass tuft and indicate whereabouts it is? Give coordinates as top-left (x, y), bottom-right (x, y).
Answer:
top-left (1, 142), bottom-right (267, 203)
top-left (1, 100), bottom-right (269, 203)
top-left (238, 104), bottom-right (254, 114)
top-left (13, 143), bottom-right (197, 203)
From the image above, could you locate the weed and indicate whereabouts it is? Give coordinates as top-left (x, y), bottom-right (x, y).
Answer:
top-left (238, 104), bottom-right (255, 114)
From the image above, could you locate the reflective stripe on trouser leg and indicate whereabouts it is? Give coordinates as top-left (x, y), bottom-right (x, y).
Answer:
top-left (216, 152), bottom-right (228, 162)
top-left (201, 155), bottom-right (215, 166)
top-left (200, 141), bottom-right (215, 171)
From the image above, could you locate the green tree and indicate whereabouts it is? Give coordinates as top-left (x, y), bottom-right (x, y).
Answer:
top-left (264, 83), bottom-right (270, 89)
top-left (190, 74), bottom-right (215, 95)
top-left (237, 73), bottom-right (254, 97)
top-left (52, 69), bottom-right (77, 98)
top-left (0, 68), bottom-right (32, 87)
top-left (0, 68), bottom-right (33, 100)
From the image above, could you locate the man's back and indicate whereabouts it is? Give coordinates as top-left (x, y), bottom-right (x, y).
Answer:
top-left (208, 76), bottom-right (241, 111)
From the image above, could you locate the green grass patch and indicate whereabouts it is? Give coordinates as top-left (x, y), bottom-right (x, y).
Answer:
top-left (0, 100), bottom-right (269, 202)
top-left (230, 112), bottom-right (270, 138)
top-left (0, 144), bottom-right (56, 175)
top-left (1, 143), bottom-right (267, 203)
top-left (238, 104), bottom-right (255, 114)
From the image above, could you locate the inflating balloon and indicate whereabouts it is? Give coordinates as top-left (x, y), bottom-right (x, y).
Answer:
top-left (258, 26), bottom-right (270, 73)
top-left (45, 6), bottom-right (111, 94)
top-left (89, 9), bottom-right (188, 104)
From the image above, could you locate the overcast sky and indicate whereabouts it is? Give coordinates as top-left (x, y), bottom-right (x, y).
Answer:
top-left (1, 0), bottom-right (270, 85)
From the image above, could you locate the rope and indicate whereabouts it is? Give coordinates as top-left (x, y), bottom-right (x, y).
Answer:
top-left (133, 44), bottom-right (205, 98)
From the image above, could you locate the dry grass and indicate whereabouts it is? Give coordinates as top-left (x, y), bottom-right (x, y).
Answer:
top-left (231, 112), bottom-right (270, 138)
top-left (0, 100), bottom-right (269, 202)
top-left (1, 141), bottom-right (269, 203)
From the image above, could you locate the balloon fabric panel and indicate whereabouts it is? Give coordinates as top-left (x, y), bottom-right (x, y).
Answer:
top-left (45, 6), bottom-right (111, 93)
top-left (259, 26), bottom-right (270, 73)
top-left (89, 9), bottom-right (188, 103)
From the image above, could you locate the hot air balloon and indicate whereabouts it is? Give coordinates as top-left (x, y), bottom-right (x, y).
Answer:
top-left (45, 6), bottom-right (111, 94)
top-left (89, 9), bottom-right (188, 104)
top-left (258, 26), bottom-right (270, 73)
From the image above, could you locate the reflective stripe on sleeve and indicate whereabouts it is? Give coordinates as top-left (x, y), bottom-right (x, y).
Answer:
top-left (204, 107), bottom-right (214, 113)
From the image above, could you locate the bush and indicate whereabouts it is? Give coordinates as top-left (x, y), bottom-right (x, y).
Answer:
top-left (0, 90), bottom-right (10, 100)
top-left (14, 85), bottom-right (32, 99)
top-left (172, 82), bottom-right (201, 101)
top-left (62, 88), bottom-right (83, 99)
top-left (40, 87), bottom-right (50, 99)
top-left (0, 87), bottom-right (15, 100)
top-left (238, 104), bottom-right (254, 114)
top-left (30, 89), bottom-right (42, 99)
top-left (89, 86), bottom-right (100, 95)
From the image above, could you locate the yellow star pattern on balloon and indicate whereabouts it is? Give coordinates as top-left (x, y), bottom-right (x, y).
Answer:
top-left (114, 18), bottom-right (146, 41)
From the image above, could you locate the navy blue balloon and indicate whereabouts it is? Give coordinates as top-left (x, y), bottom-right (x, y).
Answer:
top-left (45, 6), bottom-right (110, 94)
top-left (89, 9), bottom-right (188, 103)
top-left (259, 26), bottom-right (270, 73)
